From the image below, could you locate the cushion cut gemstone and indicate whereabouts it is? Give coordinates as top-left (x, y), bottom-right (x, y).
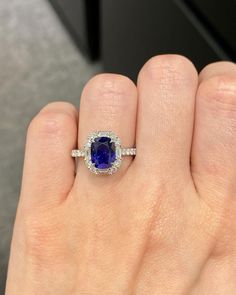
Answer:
top-left (91, 136), bottom-right (116, 169)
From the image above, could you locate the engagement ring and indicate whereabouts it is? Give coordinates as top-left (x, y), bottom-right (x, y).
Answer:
top-left (71, 131), bottom-right (136, 175)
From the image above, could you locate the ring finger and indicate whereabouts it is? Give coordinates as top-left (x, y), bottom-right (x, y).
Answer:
top-left (75, 74), bottom-right (138, 185)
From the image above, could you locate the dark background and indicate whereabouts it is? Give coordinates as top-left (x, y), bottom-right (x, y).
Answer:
top-left (50, 0), bottom-right (235, 80)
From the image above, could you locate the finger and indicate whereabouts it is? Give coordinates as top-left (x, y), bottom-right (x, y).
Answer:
top-left (191, 61), bottom-right (236, 209)
top-left (135, 54), bottom-right (198, 182)
top-left (76, 74), bottom-right (137, 183)
top-left (20, 102), bottom-right (78, 209)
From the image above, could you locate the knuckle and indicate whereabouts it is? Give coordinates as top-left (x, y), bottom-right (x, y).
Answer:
top-left (41, 101), bottom-right (77, 113)
top-left (28, 110), bottom-right (73, 136)
top-left (199, 75), bottom-right (236, 111)
top-left (82, 73), bottom-right (136, 108)
top-left (139, 54), bottom-right (197, 85)
top-left (200, 61), bottom-right (236, 77)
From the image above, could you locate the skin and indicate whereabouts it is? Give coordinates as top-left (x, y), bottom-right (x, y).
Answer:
top-left (5, 55), bottom-right (236, 294)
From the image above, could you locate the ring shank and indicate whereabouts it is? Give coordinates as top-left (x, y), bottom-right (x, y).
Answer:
top-left (71, 148), bottom-right (136, 158)
top-left (71, 150), bottom-right (85, 157)
top-left (121, 148), bottom-right (136, 156)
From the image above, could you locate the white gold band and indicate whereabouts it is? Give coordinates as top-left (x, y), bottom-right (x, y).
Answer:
top-left (71, 147), bottom-right (136, 158)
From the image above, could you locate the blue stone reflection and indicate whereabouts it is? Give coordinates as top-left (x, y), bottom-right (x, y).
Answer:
top-left (91, 137), bottom-right (116, 169)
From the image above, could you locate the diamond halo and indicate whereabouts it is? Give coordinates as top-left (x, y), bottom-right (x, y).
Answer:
top-left (71, 131), bottom-right (136, 175)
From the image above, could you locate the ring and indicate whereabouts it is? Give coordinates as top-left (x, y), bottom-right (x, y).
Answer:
top-left (71, 131), bottom-right (136, 174)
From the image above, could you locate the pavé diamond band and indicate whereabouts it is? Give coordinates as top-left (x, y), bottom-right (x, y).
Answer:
top-left (71, 131), bottom-right (136, 175)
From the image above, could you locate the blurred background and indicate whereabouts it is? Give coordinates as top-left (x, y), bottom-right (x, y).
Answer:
top-left (0, 0), bottom-right (235, 292)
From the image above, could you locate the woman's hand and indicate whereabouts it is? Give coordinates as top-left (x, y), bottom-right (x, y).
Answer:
top-left (6, 55), bottom-right (236, 294)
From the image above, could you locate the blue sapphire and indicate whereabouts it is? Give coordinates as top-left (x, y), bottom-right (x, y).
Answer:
top-left (91, 137), bottom-right (116, 169)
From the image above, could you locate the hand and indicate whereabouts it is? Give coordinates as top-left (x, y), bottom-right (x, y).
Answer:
top-left (5, 55), bottom-right (236, 294)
